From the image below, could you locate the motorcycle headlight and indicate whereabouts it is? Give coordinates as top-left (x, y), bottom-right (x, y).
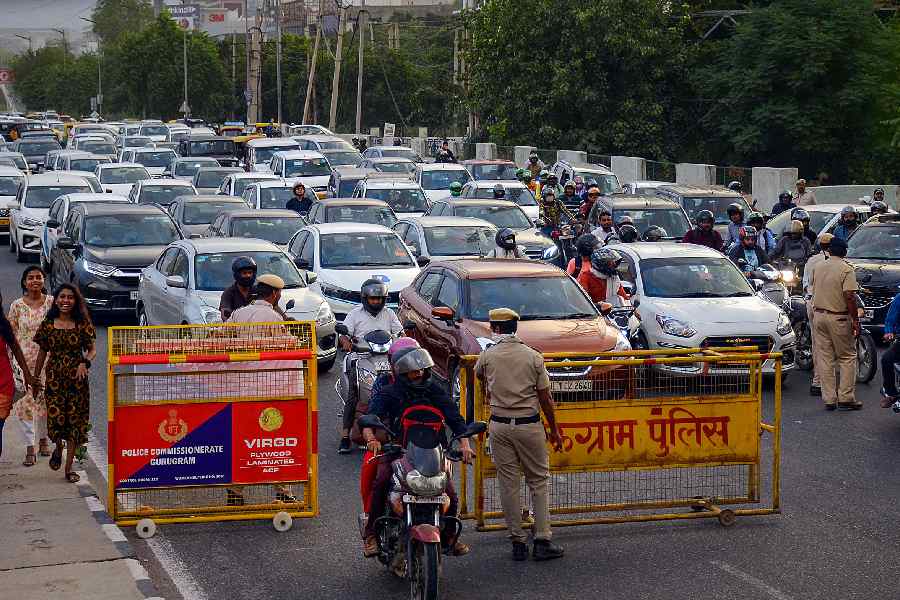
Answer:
top-left (83, 260), bottom-right (117, 277)
top-left (542, 244), bottom-right (559, 260)
top-left (776, 311), bottom-right (792, 336)
top-left (405, 470), bottom-right (447, 496)
top-left (316, 302), bottom-right (335, 327)
top-left (656, 314), bottom-right (696, 338)
top-left (780, 270), bottom-right (795, 284)
top-left (201, 306), bottom-right (222, 324)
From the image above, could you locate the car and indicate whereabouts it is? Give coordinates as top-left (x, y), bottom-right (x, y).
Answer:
top-left (42, 193), bottom-right (130, 272)
top-left (460, 159), bottom-right (518, 181)
top-left (292, 134), bottom-right (355, 152)
top-left (393, 216), bottom-right (496, 261)
top-left (0, 152), bottom-right (29, 174)
top-left (138, 122), bottom-right (170, 142)
top-left (622, 180), bottom-right (672, 197)
top-left (655, 184), bottom-right (750, 236)
top-left (12, 138), bottom-right (61, 171)
top-left (65, 171), bottom-right (104, 194)
top-left (0, 166), bottom-right (25, 237)
top-left (286, 222), bottom-right (422, 320)
top-left (69, 137), bottom-right (117, 160)
top-left (327, 166), bottom-right (371, 199)
top-left (587, 196), bottom-right (692, 241)
top-left (155, 141), bottom-right (182, 155)
top-left (218, 171), bottom-right (280, 197)
top-left (767, 203), bottom-right (874, 240)
top-left (268, 150), bottom-right (331, 197)
top-left (116, 135), bottom-right (154, 150)
top-left (549, 160), bottom-right (620, 210)
top-left (43, 148), bottom-right (69, 171)
top-left (192, 167), bottom-right (243, 194)
top-left (398, 259), bottom-right (627, 406)
top-left (49, 202), bottom-right (183, 313)
top-left (94, 163), bottom-right (152, 195)
top-left (844, 214), bottom-right (900, 332)
top-left (306, 198), bottom-right (398, 227)
top-left (206, 209), bottom-right (306, 249)
top-left (136, 237), bottom-right (337, 370)
top-left (416, 163), bottom-right (474, 203)
top-left (361, 145), bottom-right (424, 163)
top-left (176, 136), bottom-right (239, 167)
top-left (164, 157), bottom-right (221, 181)
top-left (609, 242), bottom-right (795, 374)
top-left (357, 157), bottom-right (416, 176)
top-left (125, 147), bottom-right (179, 177)
top-left (167, 194), bottom-right (248, 237)
top-left (69, 134), bottom-right (115, 151)
top-left (244, 137), bottom-right (301, 173)
top-left (241, 180), bottom-right (317, 211)
top-left (318, 147), bottom-right (364, 168)
top-left (128, 178), bottom-right (198, 207)
top-left (352, 175), bottom-right (430, 218)
top-left (10, 172), bottom-right (94, 262)
top-left (426, 198), bottom-right (554, 260)
top-left (287, 124), bottom-right (334, 137)
top-left (56, 153), bottom-right (112, 173)
top-left (459, 180), bottom-right (539, 221)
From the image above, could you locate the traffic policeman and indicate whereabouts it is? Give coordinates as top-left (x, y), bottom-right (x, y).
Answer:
top-left (474, 308), bottom-right (564, 562)
top-left (809, 237), bottom-right (862, 410)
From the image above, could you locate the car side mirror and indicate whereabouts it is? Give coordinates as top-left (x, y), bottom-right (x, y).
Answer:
top-left (416, 255), bottom-right (430, 267)
top-left (305, 272), bottom-right (318, 285)
top-left (431, 306), bottom-right (455, 321)
top-left (57, 236), bottom-right (76, 250)
top-left (165, 275), bottom-right (186, 288)
top-left (46, 219), bottom-right (60, 229)
top-left (293, 257), bottom-right (310, 269)
top-left (285, 299), bottom-right (295, 311)
top-left (631, 296), bottom-right (640, 309)
top-left (335, 323), bottom-right (350, 336)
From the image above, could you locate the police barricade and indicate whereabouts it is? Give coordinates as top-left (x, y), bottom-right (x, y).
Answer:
top-left (458, 347), bottom-right (781, 530)
top-left (107, 321), bottom-right (318, 536)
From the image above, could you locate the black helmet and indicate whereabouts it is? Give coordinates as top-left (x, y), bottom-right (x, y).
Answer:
top-left (615, 215), bottom-right (634, 227)
top-left (361, 278), bottom-right (389, 316)
top-left (696, 209), bottom-right (715, 225)
top-left (871, 200), bottom-right (888, 215)
top-left (746, 211), bottom-right (765, 227)
top-left (642, 226), bottom-right (667, 242)
top-left (492, 183), bottom-right (506, 199)
top-left (778, 191), bottom-right (792, 202)
top-left (394, 347), bottom-right (436, 391)
top-left (727, 181), bottom-right (743, 193)
top-left (618, 224), bottom-right (639, 243)
top-left (231, 256), bottom-right (257, 287)
top-left (575, 233), bottom-right (599, 257)
top-left (790, 207), bottom-right (809, 222)
top-left (495, 227), bottom-right (516, 251)
top-left (726, 203), bottom-right (744, 218)
top-left (590, 248), bottom-right (622, 276)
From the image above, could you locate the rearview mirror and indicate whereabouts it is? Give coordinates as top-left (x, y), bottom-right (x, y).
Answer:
top-left (431, 306), bottom-right (455, 321)
top-left (165, 275), bottom-right (186, 289)
top-left (285, 299), bottom-right (295, 311)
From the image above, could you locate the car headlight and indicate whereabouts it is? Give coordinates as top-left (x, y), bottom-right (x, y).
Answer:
top-left (405, 470), bottom-right (447, 496)
top-left (201, 306), bottom-right (222, 323)
top-left (475, 336), bottom-right (495, 351)
top-left (656, 314), bottom-right (696, 338)
top-left (21, 217), bottom-right (43, 227)
top-left (316, 302), bottom-right (335, 326)
top-left (82, 260), bottom-right (117, 276)
top-left (776, 311), bottom-right (792, 336)
top-left (542, 244), bottom-right (559, 260)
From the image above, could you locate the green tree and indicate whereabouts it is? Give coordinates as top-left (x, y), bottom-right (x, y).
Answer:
top-left (92, 0), bottom-right (154, 46)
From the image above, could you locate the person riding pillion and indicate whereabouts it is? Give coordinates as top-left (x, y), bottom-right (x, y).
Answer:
top-left (746, 211), bottom-right (776, 255)
top-left (832, 206), bottom-right (859, 242)
top-left (682, 209), bottom-right (724, 251)
top-left (286, 181), bottom-right (312, 215)
top-left (770, 220), bottom-right (813, 267)
top-left (485, 228), bottom-right (527, 259)
top-left (538, 189), bottom-right (565, 238)
top-left (724, 203), bottom-right (745, 250)
top-left (770, 190), bottom-right (796, 216)
top-left (566, 233), bottom-right (599, 277)
top-left (526, 152), bottom-right (544, 179)
top-left (790, 208), bottom-right (817, 245)
top-left (578, 248), bottom-right (630, 306)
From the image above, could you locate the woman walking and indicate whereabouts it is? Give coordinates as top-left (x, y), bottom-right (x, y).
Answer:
top-left (9, 266), bottom-right (53, 466)
top-left (0, 290), bottom-right (38, 461)
top-left (33, 284), bottom-right (96, 483)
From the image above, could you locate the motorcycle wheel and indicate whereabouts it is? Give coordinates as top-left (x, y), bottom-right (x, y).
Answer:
top-left (795, 322), bottom-right (813, 371)
top-left (856, 332), bottom-right (877, 384)
top-left (409, 540), bottom-right (440, 600)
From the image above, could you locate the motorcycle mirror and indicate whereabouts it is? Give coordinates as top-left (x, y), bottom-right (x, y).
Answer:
top-left (285, 299), bottom-right (295, 311)
top-left (335, 323), bottom-right (350, 336)
top-left (631, 297), bottom-right (640, 309)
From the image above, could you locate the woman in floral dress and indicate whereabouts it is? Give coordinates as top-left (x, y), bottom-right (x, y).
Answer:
top-left (33, 284), bottom-right (96, 483)
top-left (9, 266), bottom-right (53, 466)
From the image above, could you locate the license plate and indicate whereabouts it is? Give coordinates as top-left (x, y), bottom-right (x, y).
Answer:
top-left (550, 380), bottom-right (593, 392)
top-left (0, 218), bottom-right (8, 226)
top-left (863, 309), bottom-right (874, 321)
top-left (129, 291), bottom-right (139, 301)
top-left (402, 494), bottom-right (449, 504)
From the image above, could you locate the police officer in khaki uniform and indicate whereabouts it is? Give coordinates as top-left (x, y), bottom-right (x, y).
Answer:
top-left (794, 178), bottom-right (817, 206)
top-left (802, 233), bottom-right (833, 396)
top-left (474, 308), bottom-right (564, 561)
top-left (810, 237), bottom-right (862, 410)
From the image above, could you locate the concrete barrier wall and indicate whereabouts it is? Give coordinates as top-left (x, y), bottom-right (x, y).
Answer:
top-left (514, 145), bottom-right (536, 167)
top-left (475, 143), bottom-right (497, 160)
top-left (751, 167), bottom-right (798, 213)
top-left (675, 163), bottom-right (715, 186)
top-left (806, 185), bottom-right (899, 208)
top-left (611, 156), bottom-right (647, 184)
top-left (557, 150), bottom-right (587, 164)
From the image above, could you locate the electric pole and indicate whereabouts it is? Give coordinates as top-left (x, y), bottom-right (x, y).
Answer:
top-left (275, 0), bottom-right (283, 126)
top-left (302, 6), bottom-right (322, 125)
top-left (328, 7), bottom-right (346, 131)
top-left (355, 1), bottom-right (366, 135)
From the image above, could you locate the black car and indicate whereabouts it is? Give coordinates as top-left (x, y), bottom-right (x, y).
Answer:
top-left (845, 215), bottom-right (900, 332)
top-left (13, 138), bottom-right (61, 171)
top-left (177, 136), bottom-right (238, 167)
top-left (49, 203), bottom-right (183, 314)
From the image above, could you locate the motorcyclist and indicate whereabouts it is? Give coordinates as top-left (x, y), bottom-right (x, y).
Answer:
top-left (618, 224), bottom-right (639, 243)
top-left (579, 185), bottom-right (601, 219)
top-left (682, 209), bottom-right (724, 251)
top-left (727, 181), bottom-right (743, 195)
top-left (771, 191), bottom-right (796, 216)
top-left (538, 169), bottom-right (551, 185)
top-left (492, 183), bottom-right (506, 200)
top-left (790, 207), bottom-right (817, 245)
top-left (360, 346), bottom-right (473, 557)
top-left (727, 225), bottom-right (769, 274)
top-left (515, 168), bottom-right (526, 182)
top-left (338, 279), bottom-right (404, 454)
top-left (542, 173), bottom-right (564, 200)
top-left (577, 248), bottom-right (630, 306)
top-left (522, 170), bottom-right (540, 197)
top-left (573, 175), bottom-right (585, 197)
top-left (449, 181), bottom-right (463, 198)
top-left (770, 220), bottom-right (813, 268)
top-left (538, 189), bottom-right (565, 237)
top-left (593, 208), bottom-right (616, 243)
top-left (642, 226), bottom-right (667, 242)
top-left (286, 181), bottom-right (312, 215)
top-left (526, 152), bottom-right (544, 179)
top-left (485, 227), bottom-right (527, 259)
top-left (832, 206), bottom-right (859, 242)
top-left (219, 256), bottom-right (256, 320)
top-left (870, 199), bottom-right (889, 216)
top-left (562, 180), bottom-right (579, 209)
top-left (435, 140), bottom-right (457, 163)
top-left (746, 211), bottom-right (776, 255)
top-left (566, 233), bottom-right (599, 277)
top-left (724, 203), bottom-right (745, 250)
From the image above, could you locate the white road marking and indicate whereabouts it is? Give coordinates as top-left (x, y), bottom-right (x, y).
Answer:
top-left (125, 557), bottom-right (150, 581)
top-left (710, 560), bottom-right (794, 600)
top-left (85, 495), bottom-right (105, 512)
top-left (102, 523), bottom-right (128, 543)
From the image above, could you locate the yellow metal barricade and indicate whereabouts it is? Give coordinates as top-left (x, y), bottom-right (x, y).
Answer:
top-left (107, 321), bottom-right (319, 532)
top-left (459, 347), bottom-right (781, 530)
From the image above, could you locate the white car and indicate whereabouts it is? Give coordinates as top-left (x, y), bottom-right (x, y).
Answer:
top-left (416, 162), bottom-right (473, 204)
top-left (268, 150), bottom-right (331, 197)
top-left (286, 222), bottom-right (421, 320)
top-left (42, 192), bottom-right (129, 272)
top-left (10, 173), bottom-right (93, 262)
top-left (0, 166), bottom-right (25, 237)
top-left (459, 180), bottom-right (539, 221)
top-left (242, 179), bottom-right (317, 210)
top-left (217, 172), bottom-right (280, 197)
top-left (352, 176), bottom-right (431, 218)
top-left (138, 122), bottom-right (170, 142)
top-left (124, 147), bottom-right (179, 177)
top-left (610, 242), bottom-right (796, 374)
top-left (767, 203), bottom-right (874, 240)
top-left (128, 178), bottom-right (198, 207)
top-left (245, 138), bottom-right (301, 173)
top-left (621, 180), bottom-right (671, 197)
top-left (95, 163), bottom-right (152, 195)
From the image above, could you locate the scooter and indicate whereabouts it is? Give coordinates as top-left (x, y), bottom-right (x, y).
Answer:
top-left (358, 412), bottom-right (486, 600)
top-left (335, 323), bottom-right (393, 442)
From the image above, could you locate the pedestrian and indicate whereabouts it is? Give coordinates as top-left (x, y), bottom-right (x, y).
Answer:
top-left (794, 178), bottom-right (817, 206)
top-left (474, 308), bottom-right (564, 562)
top-left (8, 266), bottom-right (53, 466)
top-left (286, 181), bottom-right (312, 215)
top-left (32, 284), bottom-right (96, 482)
top-left (0, 290), bottom-right (38, 461)
top-left (809, 237), bottom-right (861, 410)
top-left (802, 233), bottom-right (833, 397)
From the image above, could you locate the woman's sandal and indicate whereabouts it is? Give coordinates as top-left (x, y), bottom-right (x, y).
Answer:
top-left (49, 445), bottom-right (63, 471)
top-left (39, 440), bottom-right (51, 457)
top-left (23, 452), bottom-right (36, 467)
top-left (65, 471), bottom-right (80, 484)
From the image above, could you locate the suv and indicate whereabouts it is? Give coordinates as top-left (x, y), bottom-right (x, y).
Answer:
top-left (549, 160), bottom-right (620, 208)
top-left (845, 213), bottom-right (900, 332)
top-left (167, 194), bottom-right (247, 237)
top-left (10, 173), bottom-right (93, 262)
top-left (415, 162), bottom-right (473, 203)
top-left (13, 138), bottom-right (61, 172)
top-left (268, 150), bottom-right (331, 197)
top-left (177, 136), bottom-right (239, 167)
top-left (43, 192), bottom-right (130, 273)
top-left (587, 196), bottom-right (691, 241)
top-left (655, 184), bottom-right (749, 236)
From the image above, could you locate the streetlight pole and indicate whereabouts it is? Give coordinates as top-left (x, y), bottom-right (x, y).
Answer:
top-left (15, 34), bottom-right (32, 53)
top-left (181, 1), bottom-right (190, 118)
top-left (274, 0), bottom-right (282, 126)
top-left (80, 17), bottom-right (102, 118)
top-left (356, 2), bottom-right (366, 135)
top-left (52, 28), bottom-right (68, 65)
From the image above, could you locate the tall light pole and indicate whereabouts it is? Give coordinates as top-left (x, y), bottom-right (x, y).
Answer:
top-left (356, 3), bottom-right (366, 135)
top-left (181, 1), bottom-right (190, 118)
top-left (274, 0), bottom-right (283, 126)
top-left (15, 34), bottom-right (32, 53)
top-left (52, 28), bottom-right (68, 65)
top-left (80, 17), bottom-right (102, 118)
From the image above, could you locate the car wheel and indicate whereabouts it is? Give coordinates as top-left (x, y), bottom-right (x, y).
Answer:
top-left (318, 355), bottom-right (336, 373)
top-left (15, 241), bottom-right (25, 263)
top-left (8, 231), bottom-right (14, 253)
top-left (138, 307), bottom-right (149, 326)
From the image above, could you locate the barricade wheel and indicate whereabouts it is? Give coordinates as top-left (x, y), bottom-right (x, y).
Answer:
top-left (717, 509), bottom-right (736, 528)
top-left (273, 511), bottom-right (293, 532)
top-left (136, 518), bottom-right (157, 539)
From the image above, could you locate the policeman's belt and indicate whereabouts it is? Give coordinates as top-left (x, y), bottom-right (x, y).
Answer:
top-left (490, 414), bottom-right (541, 425)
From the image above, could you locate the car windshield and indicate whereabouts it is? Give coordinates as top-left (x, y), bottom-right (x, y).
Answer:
top-left (100, 167), bottom-right (149, 184)
top-left (83, 214), bottom-right (180, 247)
top-left (139, 185), bottom-right (194, 206)
top-left (473, 186), bottom-right (536, 206)
top-left (381, 148), bottom-right (419, 161)
top-left (323, 151), bottom-right (362, 166)
top-left (613, 208), bottom-right (690, 238)
top-left (170, 131), bottom-right (190, 142)
top-left (194, 251), bottom-right (304, 291)
top-left (19, 140), bottom-right (60, 154)
top-left (123, 137), bottom-right (153, 147)
top-left (325, 205), bottom-right (397, 226)
top-left (184, 201), bottom-right (246, 225)
top-left (421, 169), bottom-right (471, 190)
top-left (679, 196), bottom-right (750, 224)
top-left (455, 205), bottom-right (533, 230)
top-left (25, 185), bottom-right (90, 208)
top-left (175, 160), bottom-right (217, 176)
top-left (373, 160), bottom-right (414, 174)
top-left (135, 151), bottom-right (177, 167)
top-left (254, 145), bottom-right (299, 163)
top-left (229, 216), bottom-right (305, 244)
top-left (124, 125), bottom-right (141, 135)
top-left (470, 164), bottom-right (517, 180)
top-left (767, 208), bottom-right (835, 236)
top-left (366, 188), bottom-right (429, 213)
top-left (195, 169), bottom-right (236, 188)
top-left (258, 187), bottom-right (304, 209)
top-left (0, 156), bottom-right (26, 170)
top-left (69, 158), bottom-right (107, 171)
top-left (318, 140), bottom-right (351, 150)
top-left (576, 172), bottom-right (618, 194)
top-left (233, 177), bottom-right (272, 196)
top-left (640, 257), bottom-right (754, 298)
top-left (79, 140), bottom-right (116, 155)
top-left (320, 232), bottom-right (413, 268)
top-left (468, 276), bottom-right (597, 321)
top-left (284, 157), bottom-right (330, 177)
top-left (140, 125), bottom-right (168, 137)
top-left (0, 176), bottom-right (23, 196)
top-left (424, 226), bottom-right (495, 256)
top-left (189, 140), bottom-right (234, 154)
top-left (847, 226), bottom-right (900, 259)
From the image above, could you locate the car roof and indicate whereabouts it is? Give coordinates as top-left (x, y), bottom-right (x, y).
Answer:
top-left (196, 166), bottom-right (241, 173)
top-left (273, 150), bottom-right (326, 159)
top-left (26, 173), bottom-right (96, 185)
top-left (229, 172), bottom-right (280, 180)
top-left (368, 157), bottom-right (413, 163)
top-left (224, 209), bottom-right (302, 219)
top-left (140, 178), bottom-right (194, 186)
top-left (401, 216), bottom-right (496, 228)
top-left (60, 193), bottom-right (128, 202)
top-left (370, 145), bottom-right (413, 151)
top-left (310, 222), bottom-right (395, 234)
top-left (657, 184), bottom-right (741, 197)
top-left (320, 147), bottom-right (358, 154)
top-left (65, 152), bottom-right (106, 159)
top-left (461, 159), bottom-right (515, 165)
top-left (435, 258), bottom-right (565, 280)
top-left (332, 166), bottom-right (370, 177)
top-left (247, 138), bottom-right (301, 147)
top-left (80, 202), bottom-right (167, 216)
top-left (98, 162), bottom-right (146, 170)
top-left (296, 135), bottom-right (345, 142)
top-left (563, 162), bottom-right (614, 174)
top-left (175, 156), bottom-right (218, 162)
top-left (0, 166), bottom-right (25, 176)
top-left (183, 237), bottom-right (282, 253)
top-left (252, 179), bottom-right (293, 189)
top-left (315, 198), bottom-right (390, 207)
top-left (469, 180), bottom-right (527, 189)
top-left (133, 147), bottom-right (176, 153)
top-left (801, 204), bottom-right (871, 213)
top-left (185, 135), bottom-right (232, 142)
top-left (419, 162), bottom-right (467, 171)
top-left (610, 241), bottom-right (721, 260)
top-left (364, 178), bottom-right (420, 189)
top-left (601, 195), bottom-right (683, 209)
top-left (445, 199), bottom-right (518, 207)
top-left (179, 194), bottom-right (245, 203)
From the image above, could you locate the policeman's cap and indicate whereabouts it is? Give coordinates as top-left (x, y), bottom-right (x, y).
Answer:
top-left (256, 273), bottom-right (285, 289)
top-left (489, 307), bottom-right (520, 322)
top-left (817, 232), bottom-right (834, 245)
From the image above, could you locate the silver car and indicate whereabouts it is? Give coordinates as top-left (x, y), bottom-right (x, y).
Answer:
top-left (167, 194), bottom-right (248, 237)
top-left (393, 216), bottom-right (496, 261)
top-left (193, 167), bottom-right (242, 194)
top-left (136, 237), bottom-right (337, 371)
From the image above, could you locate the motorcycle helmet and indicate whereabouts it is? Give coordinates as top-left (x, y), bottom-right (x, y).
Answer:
top-left (547, 172), bottom-right (558, 183)
top-left (840, 205), bottom-right (858, 223)
top-left (778, 191), bottom-right (792, 203)
top-left (492, 183), bottom-right (506, 199)
top-left (388, 337), bottom-right (419, 363)
top-left (790, 207), bottom-right (809, 222)
top-left (495, 227), bottom-right (517, 251)
top-left (528, 152), bottom-right (539, 163)
top-left (789, 219), bottom-right (804, 234)
top-left (590, 248), bottom-right (623, 276)
top-left (618, 224), bottom-right (639, 243)
top-left (615, 215), bottom-right (634, 227)
top-left (642, 226), bottom-right (667, 242)
top-left (515, 167), bottom-right (525, 180)
top-left (449, 181), bottom-right (463, 196)
top-left (871, 199), bottom-right (888, 215)
top-left (738, 225), bottom-right (758, 241)
top-left (522, 171), bottom-right (533, 183)
top-left (539, 169), bottom-right (550, 181)
top-left (564, 180), bottom-right (576, 192)
top-left (575, 233), bottom-right (599, 257)
top-left (727, 181), bottom-right (743, 193)
top-left (726, 203), bottom-right (744, 219)
top-left (696, 209), bottom-right (715, 226)
top-left (394, 347), bottom-right (436, 391)
top-left (231, 256), bottom-right (257, 288)
top-left (746, 211), bottom-right (765, 228)
top-left (361, 278), bottom-right (389, 316)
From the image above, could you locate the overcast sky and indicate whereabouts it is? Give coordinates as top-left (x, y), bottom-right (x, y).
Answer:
top-left (0, 0), bottom-right (97, 30)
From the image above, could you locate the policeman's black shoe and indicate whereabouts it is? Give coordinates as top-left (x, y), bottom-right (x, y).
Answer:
top-left (810, 386), bottom-right (822, 397)
top-left (511, 542), bottom-right (529, 561)
top-left (338, 437), bottom-right (352, 454)
top-left (532, 539), bottom-right (564, 561)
